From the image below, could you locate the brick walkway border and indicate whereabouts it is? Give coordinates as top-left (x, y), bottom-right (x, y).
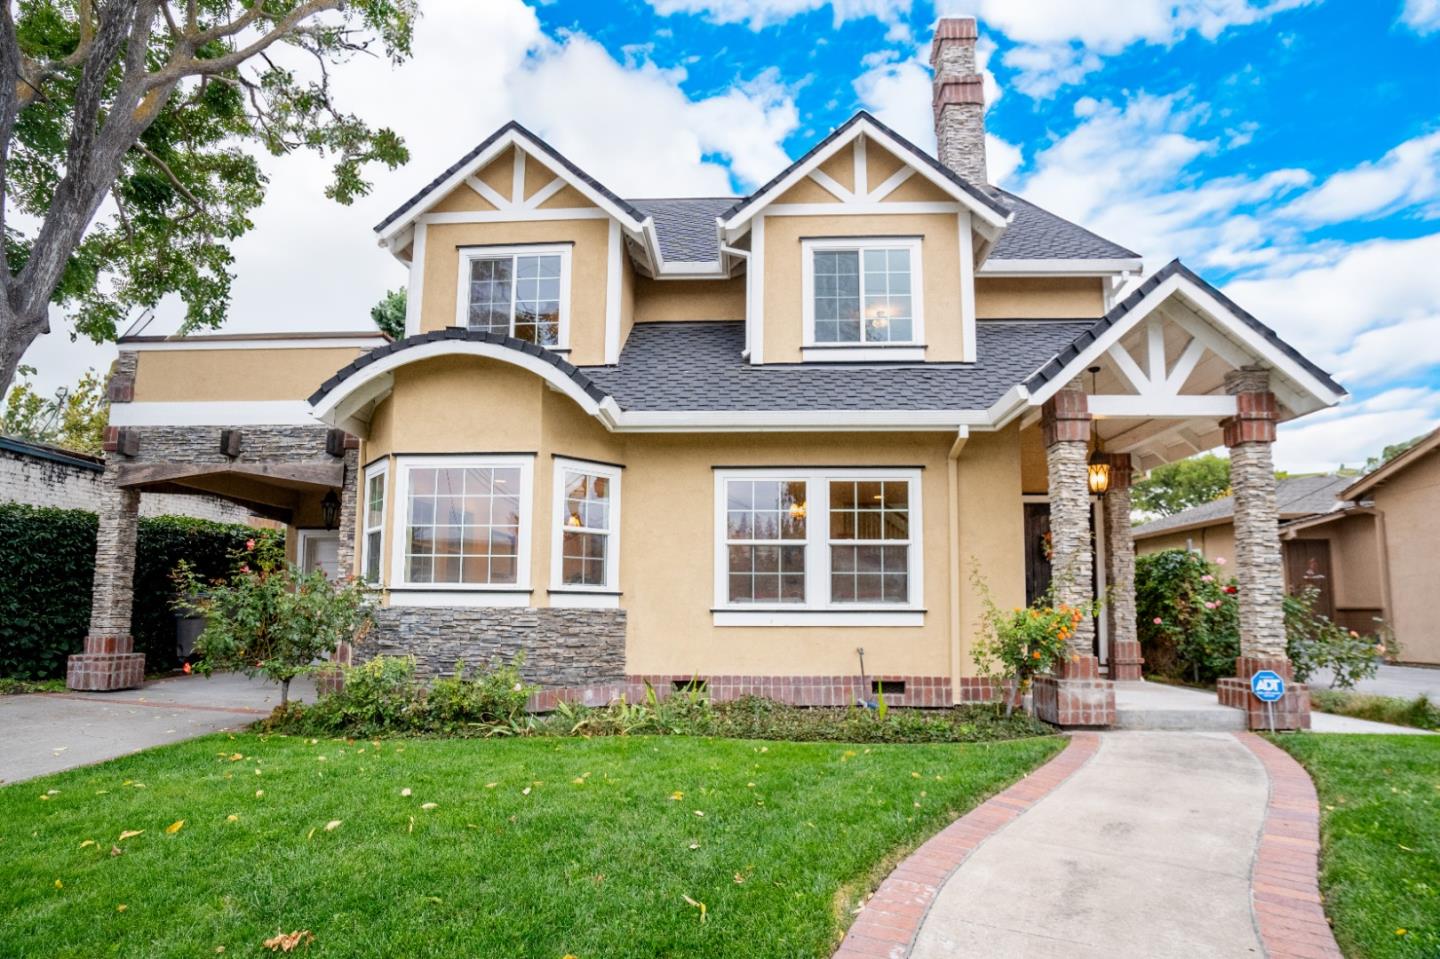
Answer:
top-left (1235, 732), bottom-right (1344, 959)
top-left (833, 732), bottom-right (1101, 959)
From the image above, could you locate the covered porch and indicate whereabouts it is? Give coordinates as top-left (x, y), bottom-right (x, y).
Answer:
top-left (1008, 262), bottom-right (1346, 729)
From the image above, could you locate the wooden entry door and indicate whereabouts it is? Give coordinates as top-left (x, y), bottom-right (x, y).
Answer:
top-left (1285, 539), bottom-right (1335, 619)
top-left (1024, 503), bottom-right (1052, 606)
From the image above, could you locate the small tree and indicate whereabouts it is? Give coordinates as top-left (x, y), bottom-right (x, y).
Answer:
top-left (173, 536), bottom-right (371, 706)
top-left (370, 288), bottom-right (406, 339)
top-left (1131, 454), bottom-right (1231, 518)
top-left (971, 565), bottom-right (1097, 717)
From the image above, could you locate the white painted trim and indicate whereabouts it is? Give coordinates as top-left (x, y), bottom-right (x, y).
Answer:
top-left (548, 591), bottom-right (621, 609)
top-left (762, 201), bottom-right (961, 217)
top-left (978, 258), bottom-right (1144, 276)
top-left (109, 401), bottom-right (321, 426)
top-left (387, 590), bottom-right (533, 608)
top-left (807, 169), bottom-right (855, 203)
top-left (713, 610), bottom-right (923, 627)
top-left (120, 336), bottom-right (388, 352)
top-left (1165, 337), bottom-right (1208, 392)
top-left (712, 466), bottom-right (924, 617)
top-left (389, 453), bottom-right (535, 593)
top-left (511, 148), bottom-right (526, 205)
top-left (453, 243), bottom-right (573, 349)
top-left (1106, 340), bottom-right (1152, 395)
top-left (296, 529), bottom-right (341, 577)
top-left (465, 175), bottom-right (510, 211)
top-left (867, 166), bottom-right (914, 202)
top-left (405, 222), bottom-right (427, 338)
top-left (748, 216), bottom-right (765, 364)
top-left (800, 346), bottom-right (926, 363)
top-left (549, 456), bottom-right (622, 595)
top-left (417, 209), bottom-right (611, 225)
top-left (853, 135), bottom-right (868, 196)
top-left (1087, 395), bottom-right (1237, 417)
top-left (1093, 498), bottom-right (1108, 668)
top-left (361, 460), bottom-right (389, 586)
top-left (958, 211), bottom-right (977, 362)
top-left (800, 236), bottom-right (924, 350)
top-left (604, 220), bottom-right (622, 364)
top-left (311, 340), bottom-right (604, 433)
top-left (523, 177), bottom-right (567, 210)
top-left (611, 408), bottom-right (989, 431)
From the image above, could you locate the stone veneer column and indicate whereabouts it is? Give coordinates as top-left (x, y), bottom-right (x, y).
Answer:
top-left (1215, 366), bottom-right (1310, 729)
top-left (334, 444), bottom-right (360, 577)
top-left (1030, 389), bottom-right (1115, 726)
top-left (67, 470), bottom-right (145, 690)
top-left (1103, 454), bottom-right (1144, 681)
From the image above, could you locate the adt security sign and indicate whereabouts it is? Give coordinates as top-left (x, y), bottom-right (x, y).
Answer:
top-left (1251, 670), bottom-right (1286, 703)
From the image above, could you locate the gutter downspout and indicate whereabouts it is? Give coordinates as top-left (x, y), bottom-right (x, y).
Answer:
top-left (947, 426), bottom-right (970, 705)
top-left (1372, 503), bottom-right (1395, 636)
top-left (723, 244), bottom-right (752, 359)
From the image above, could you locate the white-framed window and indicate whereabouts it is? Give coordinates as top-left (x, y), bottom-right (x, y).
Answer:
top-left (361, 460), bottom-right (388, 585)
top-left (549, 457), bottom-right (621, 605)
top-left (801, 238), bottom-right (924, 351)
top-left (456, 244), bottom-right (572, 349)
top-left (713, 467), bottom-right (924, 626)
top-left (389, 454), bottom-right (534, 598)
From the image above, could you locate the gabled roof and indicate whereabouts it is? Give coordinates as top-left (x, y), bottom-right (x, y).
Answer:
top-left (373, 121), bottom-right (646, 240)
top-left (1133, 474), bottom-right (1351, 539)
top-left (628, 197), bottom-right (738, 263)
top-left (986, 190), bottom-right (1138, 261)
top-left (1020, 259), bottom-right (1345, 408)
top-left (720, 110), bottom-right (1011, 232)
top-left (1342, 425), bottom-right (1440, 499)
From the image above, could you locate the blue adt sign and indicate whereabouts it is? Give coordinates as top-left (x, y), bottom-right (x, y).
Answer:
top-left (1251, 670), bottom-right (1286, 703)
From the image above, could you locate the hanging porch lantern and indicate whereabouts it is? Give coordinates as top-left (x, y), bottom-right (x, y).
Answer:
top-left (1086, 365), bottom-right (1111, 495)
top-left (321, 489), bottom-right (341, 530)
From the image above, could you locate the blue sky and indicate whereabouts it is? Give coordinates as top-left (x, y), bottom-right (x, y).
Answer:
top-left (23, 0), bottom-right (1440, 472)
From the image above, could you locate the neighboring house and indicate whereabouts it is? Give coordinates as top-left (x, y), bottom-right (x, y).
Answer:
top-left (1, 434), bottom-right (266, 525)
top-left (1135, 429), bottom-right (1440, 665)
top-left (67, 19), bottom-right (1345, 729)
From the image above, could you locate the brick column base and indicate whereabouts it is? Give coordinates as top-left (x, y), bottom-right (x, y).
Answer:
top-left (1216, 656), bottom-right (1311, 730)
top-left (1109, 641), bottom-right (1144, 681)
top-left (1031, 655), bottom-right (1115, 727)
top-left (67, 644), bottom-right (145, 691)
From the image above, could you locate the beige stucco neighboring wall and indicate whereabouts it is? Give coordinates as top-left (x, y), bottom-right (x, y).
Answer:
top-left (1136, 523), bottom-right (1237, 562)
top-left (418, 217), bottom-right (612, 365)
top-left (633, 276), bottom-right (746, 322)
top-left (975, 277), bottom-right (1105, 319)
top-left (1289, 514), bottom-right (1385, 613)
top-left (762, 212), bottom-right (966, 362)
top-left (132, 347), bottom-right (370, 402)
top-left (1370, 451), bottom-right (1440, 664)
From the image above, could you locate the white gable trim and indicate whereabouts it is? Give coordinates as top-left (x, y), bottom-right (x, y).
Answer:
top-left (721, 116), bottom-right (1010, 240)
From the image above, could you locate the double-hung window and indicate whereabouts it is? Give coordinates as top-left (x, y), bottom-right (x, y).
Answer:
top-left (361, 461), bottom-right (388, 585)
top-left (458, 244), bottom-right (571, 348)
top-left (550, 458), bottom-right (621, 605)
top-left (390, 455), bottom-right (534, 600)
top-left (803, 238), bottom-right (923, 352)
top-left (714, 468), bottom-right (923, 625)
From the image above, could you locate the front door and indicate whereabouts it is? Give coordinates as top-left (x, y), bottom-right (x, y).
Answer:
top-left (1024, 503), bottom-right (1053, 605)
top-left (299, 530), bottom-right (341, 580)
top-left (1285, 539), bottom-right (1335, 619)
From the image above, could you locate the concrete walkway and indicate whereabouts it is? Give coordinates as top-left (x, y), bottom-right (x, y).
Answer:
top-left (1115, 678), bottom-right (1427, 733)
top-left (1310, 662), bottom-right (1440, 699)
top-left (910, 732), bottom-right (1268, 959)
top-left (0, 672), bottom-right (314, 784)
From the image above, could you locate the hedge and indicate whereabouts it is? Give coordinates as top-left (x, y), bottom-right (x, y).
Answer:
top-left (0, 503), bottom-right (280, 680)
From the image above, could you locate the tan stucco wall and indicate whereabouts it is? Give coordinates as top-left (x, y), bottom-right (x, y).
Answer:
top-left (1371, 450), bottom-right (1440, 664)
top-left (762, 212), bottom-right (965, 362)
top-left (419, 217), bottom-right (612, 365)
top-left (633, 277), bottom-right (746, 322)
top-left (1136, 523), bottom-right (1237, 562)
top-left (1289, 514), bottom-right (1384, 613)
top-left (132, 347), bottom-right (369, 402)
top-left (975, 277), bottom-right (1105, 319)
top-left (1019, 425), bottom-right (1048, 494)
top-left (351, 356), bottom-right (1034, 683)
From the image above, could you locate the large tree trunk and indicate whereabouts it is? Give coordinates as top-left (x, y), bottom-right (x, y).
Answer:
top-left (0, 301), bottom-right (47, 397)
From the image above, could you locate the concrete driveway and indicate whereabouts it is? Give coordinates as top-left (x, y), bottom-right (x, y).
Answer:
top-left (0, 672), bottom-right (316, 785)
top-left (1310, 662), bottom-right (1440, 699)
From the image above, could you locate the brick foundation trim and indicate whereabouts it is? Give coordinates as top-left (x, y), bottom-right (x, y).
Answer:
top-left (66, 651), bottom-right (145, 691)
top-left (833, 733), bottom-right (1101, 959)
top-left (1109, 640), bottom-right (1144, 682)
top-left (1030, 656), bottom-right (1115, 727)
top-left (1218, 657), bottom-right (1311, 730)
top-left (1234, 733), bottom-right (1343, 959)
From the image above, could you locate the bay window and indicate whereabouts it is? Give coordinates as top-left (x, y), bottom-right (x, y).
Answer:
top-left (714, 468), bottom-right (923, 625)
top-left (361, 461), bottom-right (388, 585)
top-left (457, 244), bottom-right (571, 348)
top-left (550, 458), bottom-right (622, 604)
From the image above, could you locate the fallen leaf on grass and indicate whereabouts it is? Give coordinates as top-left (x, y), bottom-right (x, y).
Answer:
top-left (681, 894), bottom-right (707, 923)
top-left (733, 873), bottom-right (745, 884)
top-left (166, 820), bottom-right (185, 835)
top-left (484, 782), bottom-right (498, 789)
top-left (116, 904), bottom-right (127, 912)
top-left (400, 788), bottom-right (412, 797)
top-left (78, 840), bottom-right (96, 849)
top-left (408, 816), bottom-right (415, 834)
top-left (324, 820), bottom-right (342, 832)
top-left (226, 815), bottom-right (239, 823)
top-left (420, 803), bottom-right (437, 811)
top-left (670, 791), bottom-right (684, 801)
top-left (117, 830), bottom-right (144, 842)
top-left (53, 879), bottom-right (62, 890)
top-left (522, 787), bottom-right (531, 796)
top-left (262, 930), bottom-right (314, 953)
top-left (110, 846), bottom-right (123, 857)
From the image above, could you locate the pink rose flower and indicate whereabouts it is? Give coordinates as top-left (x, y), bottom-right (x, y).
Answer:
top-left (1153, 617), bottom-right (1163, 625)
top-left (1201, 574), bottom-right (1214, 583)
top-left (1215, 556), bottom-right (1227, 565)
top-left (246, 538), bottom-right (256, 551)
top-left (239, 564), bottom-right (250, 574)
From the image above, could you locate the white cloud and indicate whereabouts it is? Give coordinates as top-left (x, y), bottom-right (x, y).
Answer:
top-left (1280, 130), bottom-right (1440, 224)
top-left (1275, 387), bottom-right (1440, 474)
top-left (1399, 0), bottom-right (1440, 34)
top-left (933, 0), bottom-right (1315, 98)
top-left (19, 0), bottom-right (799, 394)
top-left (644, 0), bottom-right (910, 30)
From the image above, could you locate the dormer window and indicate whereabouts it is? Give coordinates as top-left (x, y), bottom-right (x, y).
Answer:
top-left (456, 244), bottom-right (572, 349)
top-left (801, 237), bottom-right (925, 361)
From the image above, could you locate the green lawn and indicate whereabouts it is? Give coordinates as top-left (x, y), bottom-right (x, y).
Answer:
top-left (0, 732), bottom-right (1061, 959)
top-left (1273, 734), bottom-right (1440, 959)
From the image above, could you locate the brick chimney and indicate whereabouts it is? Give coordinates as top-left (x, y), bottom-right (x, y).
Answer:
top-left (931, 17), bottom-right (987, 185)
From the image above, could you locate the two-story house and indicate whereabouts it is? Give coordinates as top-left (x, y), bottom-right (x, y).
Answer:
top-left (74, 18), bottom-right (1344, 729)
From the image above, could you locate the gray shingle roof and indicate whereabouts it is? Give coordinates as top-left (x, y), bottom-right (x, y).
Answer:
top-left (628, 198), bottom-right (736, 263)
top-left (580, 319), bottom-right (1094, 411)
top-left (1133, 474), bottom-right (1351, 538)
top-left (987, 190), bottom-right (1138, 260)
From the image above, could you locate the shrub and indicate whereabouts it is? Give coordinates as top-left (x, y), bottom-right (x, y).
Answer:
top-left (970, 566), bottom-right (1097, 715)
top-left (0, 503), bottom-right (277, 679)
top-left (1310, 690), bottom-right (1440, 731)
top-left (174, 536), bottom-right (372, 705)
top-left (1284, 587), bottom-right (1383, 688)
